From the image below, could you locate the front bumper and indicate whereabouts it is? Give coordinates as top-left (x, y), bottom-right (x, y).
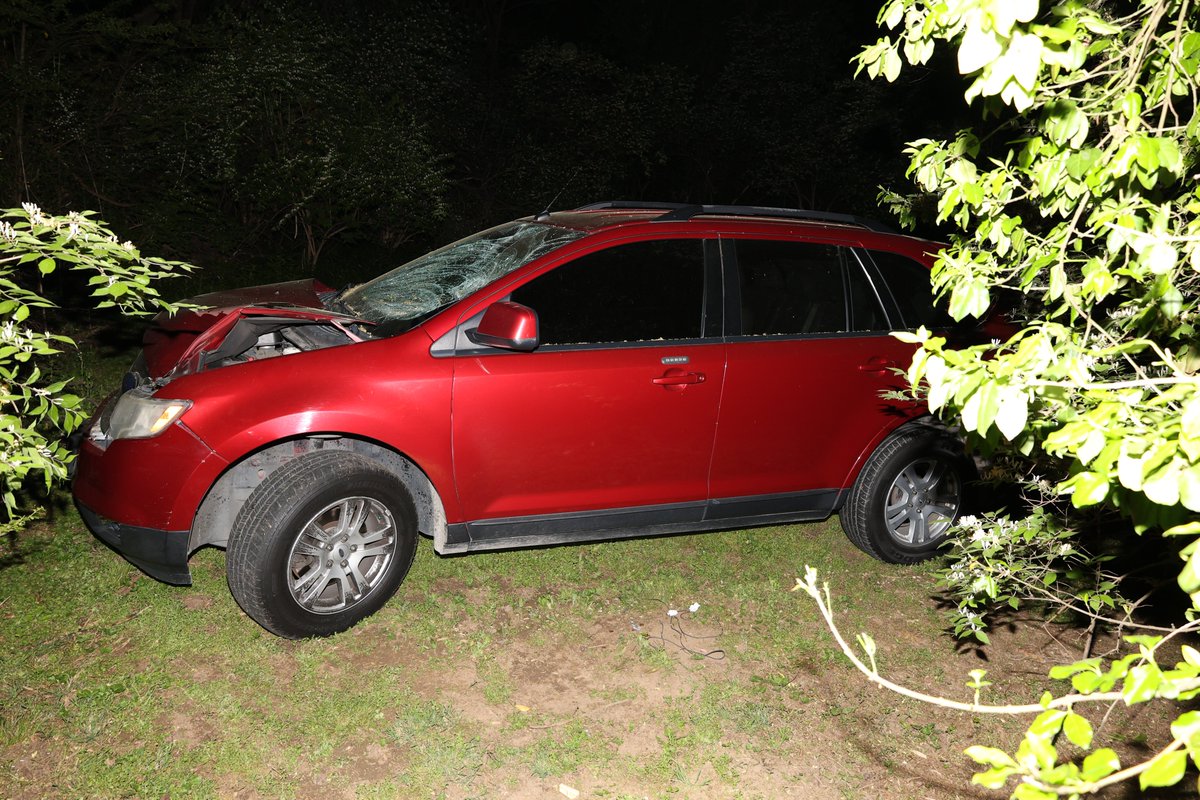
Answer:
top-left (76, 501), bottom-right (192, 585)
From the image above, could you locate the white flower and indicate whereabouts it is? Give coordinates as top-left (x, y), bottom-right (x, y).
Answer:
top-left (667, 609), bottom-right (679, 617)
top-left (21, 203), bottom-right (44, 225)
top-left (688, 602), bottom-right (700, 613)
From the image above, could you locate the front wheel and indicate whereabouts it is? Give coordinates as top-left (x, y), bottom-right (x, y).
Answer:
top-left (841, 429), bottom-right (972, 564)
top-left (227, 450), bottom-right (418, 638)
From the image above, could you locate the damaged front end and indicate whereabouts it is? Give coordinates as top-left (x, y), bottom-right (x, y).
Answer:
top-left (75, 284), bottom-right (376, 582)
top-left (154, 307), bottom-right (370, 380)
top-left (88, 282), bottom-right (373, 451)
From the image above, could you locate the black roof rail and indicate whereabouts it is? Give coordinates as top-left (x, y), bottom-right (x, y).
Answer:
top-left (574, 201), bottom-right (895, 234)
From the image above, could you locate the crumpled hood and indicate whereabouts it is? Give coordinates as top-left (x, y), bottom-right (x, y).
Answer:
top-left (141, 278), bottom-right (366, 380)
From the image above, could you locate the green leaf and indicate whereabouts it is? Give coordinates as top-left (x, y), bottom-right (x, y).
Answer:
top-left (1044, 101), bottom-right (1089, 148)
top-left (1123, 663), bottom-right (1164, 705)
top-left (1007, 31), bottom-right (1044, 93)
top-left (1068, 472), bottom-right (1109, 507)
top-left (948, 277), bottom-right (991, 320)
top-left (1144, 459), bottom-right (1182, 507)
top-left (1139, 749), bottom-right (1187, 789)
top-left (966, 381), bottom-right (1001, 434)
top-left (1182, 646), bottom-right (1200, 668)
top-left (1012, 783), bottom-right (1056, 800)
top-left (959, 25), bottom-right (1003, 75)
top-left (883, 47), bottom-right (902, 82)
top-left (1063, 712), bottom-right (1093, 748)
top-left (1066, 148), bottom-right (1101, 179)
top-left (1018, 729), bottom-right (1058, 769)
top-left (37, 257), bottom-right (55, 275)
top-left (970, 766), bottom-right (1014, 789)
top-left (965, 745), bottom-right (1017, 769)
top-left (1081, 748), bottom-right (1120, 781)
top-left (1049, 263), bottom-right (1067, 300)
top-left (1179, 543), bottom-right (1200, 595)
top-left (1171, 710), bottom-right (1200, 745)
top-left (995, 386), bottom-right (1028, 440)
top-left (1179, 465), bottom-right (1200, 513)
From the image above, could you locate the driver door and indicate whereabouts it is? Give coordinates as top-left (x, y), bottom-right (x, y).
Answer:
top-left (450, 237), bottom-right (724, 539)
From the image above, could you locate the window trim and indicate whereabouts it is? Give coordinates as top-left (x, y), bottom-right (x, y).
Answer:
top-left (721, 236), bottom-right (898, 341)
top-left (446, 233), bottom-right (723, 355)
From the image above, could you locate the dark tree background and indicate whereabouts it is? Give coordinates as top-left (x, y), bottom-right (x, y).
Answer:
top-left (0, 0), bottom-right (962, 290)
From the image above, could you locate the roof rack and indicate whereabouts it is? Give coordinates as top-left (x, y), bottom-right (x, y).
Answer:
top-left (574, 201), bottom-right (895, 234)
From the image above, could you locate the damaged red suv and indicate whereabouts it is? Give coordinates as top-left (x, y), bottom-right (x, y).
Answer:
top-left (73, 202), bottom-right (989, 638)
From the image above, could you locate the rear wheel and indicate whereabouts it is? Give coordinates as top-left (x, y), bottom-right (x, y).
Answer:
top-left (227, 450), bottom-right (417, 638)
top-left (841, 429), bottom-right (971, 564)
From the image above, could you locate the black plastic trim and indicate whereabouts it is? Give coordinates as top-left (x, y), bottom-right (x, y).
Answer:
top-left (467, 501), bottom-right (704, 541)
top-left (434, 490), bottom-right (844, 554)
top-left (704, 489), bottom-right (842, 520)
top-left (76, 501), bottom-right (192, 585)
top-left (576, 201), bottom-right (895, 234)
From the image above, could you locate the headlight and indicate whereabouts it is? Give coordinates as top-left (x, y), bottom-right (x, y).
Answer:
top-left (105, 389), bottom-right (192, 440)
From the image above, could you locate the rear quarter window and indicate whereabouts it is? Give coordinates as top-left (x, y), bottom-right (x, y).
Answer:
top-left (868, 249), bottom-right (955, 330)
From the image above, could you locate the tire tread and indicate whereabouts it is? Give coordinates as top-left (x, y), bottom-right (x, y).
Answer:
top-left (227, 450), bottom-right (416, 637)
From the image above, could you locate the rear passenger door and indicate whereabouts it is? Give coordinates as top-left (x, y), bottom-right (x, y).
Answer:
top-left (707, 238), bottom-right (916, 512)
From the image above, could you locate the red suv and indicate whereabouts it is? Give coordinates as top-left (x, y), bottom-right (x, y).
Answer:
top-left (73, 202), bottom-right (989, 638)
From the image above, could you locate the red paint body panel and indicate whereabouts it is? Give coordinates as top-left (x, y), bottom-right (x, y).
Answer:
top-left (188, 278), bottom-right (332, 309)
top-left (451, 343), bottom-right (725, 519)
top-left (711, 336), bottom-right (920, 499)
top-left (73, 423), bottom-right (228, 530)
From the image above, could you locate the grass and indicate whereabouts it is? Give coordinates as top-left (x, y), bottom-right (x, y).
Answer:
top-left (1, 503), bottom-right (1022, 800)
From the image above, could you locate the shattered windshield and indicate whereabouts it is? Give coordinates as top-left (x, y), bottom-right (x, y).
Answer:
top-left (341, 221), bottom-right (584, 328)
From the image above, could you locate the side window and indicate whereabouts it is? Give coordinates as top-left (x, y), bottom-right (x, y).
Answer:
top-left (869, 250), bottom-right (955, 330)
top-left (845, 256), bottom-right (891, 332)
top-left (510, 239), bottom-right (705, 346)
top-left (735, 239), bottom-right (847, 335)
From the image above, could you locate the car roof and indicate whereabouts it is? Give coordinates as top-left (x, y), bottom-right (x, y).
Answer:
top-left (535, 202), bottom-right (941, 261)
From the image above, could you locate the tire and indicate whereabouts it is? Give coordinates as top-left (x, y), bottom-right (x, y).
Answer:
top-left (227, 450), bottom-right (418, 638)
top-left (841, 428), bottom-right (972, 564)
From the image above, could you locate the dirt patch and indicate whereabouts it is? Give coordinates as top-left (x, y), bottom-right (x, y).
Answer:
top-left (158, 698), bottom-right (221, 751)
top-left (181, 594), bottom-right (215, 611)
top-left (1, 734), bottom-right (59, 800)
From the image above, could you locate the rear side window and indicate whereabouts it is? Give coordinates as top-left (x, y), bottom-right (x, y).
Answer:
top-left (511, 239), bottom-right (705, 346)
top-left (734, 240), bottom-right (889, 335)
top-left (868, 250), bottom-right (955, 330)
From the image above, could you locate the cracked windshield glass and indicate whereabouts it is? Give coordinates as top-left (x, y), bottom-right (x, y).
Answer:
top-left (341, 221), bottom-right (584, 329)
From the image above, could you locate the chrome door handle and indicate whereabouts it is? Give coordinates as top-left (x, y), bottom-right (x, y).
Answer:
top-left (653, 369), bottom-right (706, 386)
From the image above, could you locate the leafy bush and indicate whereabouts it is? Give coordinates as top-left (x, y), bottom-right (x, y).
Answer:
top-left (797, 2), bottom-right (1200, 797)
top-left (0, 204), bottom-right (189, 518)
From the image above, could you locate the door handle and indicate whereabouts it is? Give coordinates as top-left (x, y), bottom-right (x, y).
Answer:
top-left (653, 369), bottom-right (706, 386)
top-left (857, 357), bottom-right (898, 373)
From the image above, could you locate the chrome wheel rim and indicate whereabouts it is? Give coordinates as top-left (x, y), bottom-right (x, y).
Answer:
top-left (883, 457), bottom-right (961, 546)
top-left (286, 497), bottom-right (396, 615)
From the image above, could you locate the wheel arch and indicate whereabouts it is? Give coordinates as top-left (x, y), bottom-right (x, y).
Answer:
top-left (188, 435), bottom-right (448, 555)
top-left (835, 414), bottom-right (960, 510)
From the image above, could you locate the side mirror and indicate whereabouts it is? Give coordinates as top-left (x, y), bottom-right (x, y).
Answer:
top-left (466, 301), bottom-right (539, 351)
